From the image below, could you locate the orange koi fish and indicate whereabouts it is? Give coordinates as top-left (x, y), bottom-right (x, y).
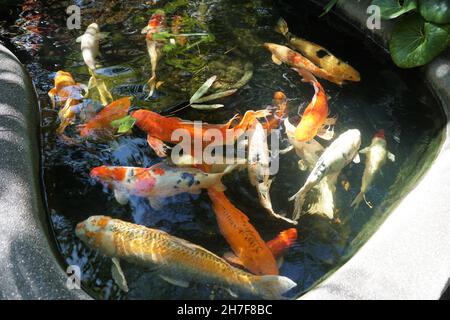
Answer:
top-left (207, 189), bottom-right (279, 276)
top-left (48, 71), bottom-right (86, 135)
top-left (224, 228), bottom-right (298, 268)
top-left (141, 11), bottom-right (167, 98)
top-left (264, 43), bottom-right (342, 85)
top-left (294, 68), bottom-right (336, 142)
top-left (264, 91), bottom-right (289, 130)
top-left (79, 97), bottom-right (131, 138)
top-left (91, 162), bottom-right (235, 210)
top-left (131, 109), bottom-right (270, 157)
top-left (76, 216), bottom-right (296, 299)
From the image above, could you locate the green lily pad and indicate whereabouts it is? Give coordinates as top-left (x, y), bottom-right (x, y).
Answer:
top-left (111, 115), bottom-right (136, 134)
top-left (419, 0), bottom-right (450, 24)
top-left (389, 14), bottom-right (450, 68)
top-left (371, 0), bottom-right (417, 19)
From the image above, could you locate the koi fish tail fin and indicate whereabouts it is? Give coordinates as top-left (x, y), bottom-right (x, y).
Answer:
top-left (251, 275), bottom-right (297, 300)
top-left (292, 192), bottom-right (306, 221)
top-left (146, 75), bottom-right (156, 98)
top-left (293, 67), bottom-right (317, 85)
top-left (351, 191), bottom-right (364, 209)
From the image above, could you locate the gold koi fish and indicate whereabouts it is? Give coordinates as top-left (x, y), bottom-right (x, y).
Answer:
top-left (75, 216), bottom-right (297, 299)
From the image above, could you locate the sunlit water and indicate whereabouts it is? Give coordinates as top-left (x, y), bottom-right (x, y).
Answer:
top-left (0, 0), bottom-right (445, 299)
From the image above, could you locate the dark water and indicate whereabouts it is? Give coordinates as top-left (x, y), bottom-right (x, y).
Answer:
top-left (0, 0), bottom-right (445, 299)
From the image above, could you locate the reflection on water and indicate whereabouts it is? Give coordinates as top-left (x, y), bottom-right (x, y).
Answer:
top-left (1, 0), bottom-right (445, 299)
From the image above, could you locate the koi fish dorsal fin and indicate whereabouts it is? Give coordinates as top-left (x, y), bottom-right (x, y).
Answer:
top-left (111, 258), bottom-right (129, 292)
top-left (159, 275), bottom-right (189, 288)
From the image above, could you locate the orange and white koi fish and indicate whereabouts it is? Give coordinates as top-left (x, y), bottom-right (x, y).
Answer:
top-left (48, 71), bottom-right (86, 135)
top-left (224, 228), bottom-right (298, 268)
top-left (276, 18), bottom-right (360, 84)
top-left (207, 189), bottom-right (279, 276)
top-left (79, 97), bottom-right (131, 138)
top-left (264, 91), bottom-right (289, 130)
top-left (131, 109), bottom-right (270, 157)
top-left (289, 129), bottom-right (361, 221)
top-left (294, 68), bottom-right (336, 142)
top-left (352, 129), bottom-right (395, 208)
top-left (248, 119), bottom-right (297, 225)
top-left (141, 11), bottom-right (167, 98)
top-left (264, 43), bottom-right (341, 85)
top-left (91, 162), bottom-right (236, 210)
top-left (76, 216), bottom-right (297, 298)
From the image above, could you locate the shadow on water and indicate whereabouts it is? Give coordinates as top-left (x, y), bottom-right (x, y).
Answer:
top-left (1, 0), bottom-right (447, 299)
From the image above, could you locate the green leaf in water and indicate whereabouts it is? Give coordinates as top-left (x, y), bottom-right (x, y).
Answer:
top-left (190, 75), bottom-right (217, 104)
top-left (191, 104), bottom-right (225, 110)
top-left (389, 14), bottom-right (450, 68)
top-left (319, 0), bottom-right (339, 17)
top-left (111, 115), bottom-right (136, 134)
top-left (151, 31), bottom-right (172, 41)
top-left (419, 0), bottom-right (450, 24)
top-left (371, 0), bottom-right (417, 19)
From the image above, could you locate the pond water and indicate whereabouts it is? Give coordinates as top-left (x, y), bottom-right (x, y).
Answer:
top-left (0, 0), bottom-right (446, 299)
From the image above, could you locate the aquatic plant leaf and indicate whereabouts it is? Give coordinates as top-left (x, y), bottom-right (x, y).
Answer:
top-left (319, 0), bottom-right (339, 17)
top-left (390, 14), bottom-right (450, 68)
top-left (190, 76), bottom-right (217, 104)
top-left (419, 0), bottom-right (450, 24)
top-left (194, 89), bottom-right (237, 104)
top-left (152, 31), bottom-right (171, 41)
top-left (371, 0), bottom-right (417, 19)
top-left (191, 104), bottom-right (225, 110)
top-left (111, 115), bottom-right (136, 133)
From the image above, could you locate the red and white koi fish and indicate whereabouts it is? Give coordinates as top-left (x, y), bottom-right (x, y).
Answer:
top-left (264, 43), bottom-right (341, 85)
top-left (79, 97), bottom-right (131, 138)
top-left (224, 228), bottom-right (298, 268)
top-left (90, 162), bottom-right (236, 210)
top-left (141, 11), bottom-right (167, 98)
top-left (352, 129), bottom-right (395, 208)
top-left (289, 129), bottom-right (361, 221)
top-left (76, 216), bottom-right (296, 299)
top-left (207, 189), bottom-right (279, 276)
top-left (294, 68), bottom-right (336, 142)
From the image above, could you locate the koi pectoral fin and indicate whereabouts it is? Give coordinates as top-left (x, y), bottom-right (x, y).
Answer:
top-left (111, 258), bottom-right (129, 292)
top-left (223, 252), bottom-right (244, 268)
top-left (387, 152), bottom-right (396, 162)
top-left (148, 197), bottom-right (164, 211)
top-left (114, 189), bottom-right (129, 205)
top-left (159, 275), bottom-right (189, 288)
top-left (353, 153), bottom-right (361, 164)
top-left (271, 54), bottom-right (283, 65)
top-left (147, 135), bottom-right (170, 158)
top-left (317, 126), bottom-right (335, 141)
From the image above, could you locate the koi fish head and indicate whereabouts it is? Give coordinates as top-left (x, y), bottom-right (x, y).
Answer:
top-left (375, 129), bottom-right (385, 139)
top-left (86, 23), bottom-right (100, 34)
top-left (149, 11), bottom-right (166, 27)
top-left (75, 216), bottom-right (115, 254)
top-left (295, 116), bottom-right (319, 142)
top-left (90, 166), bottom-right (127, 184)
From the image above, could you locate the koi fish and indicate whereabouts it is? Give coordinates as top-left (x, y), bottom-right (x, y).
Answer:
top-left (294, 68), bottom-right (336, 142)
top-left (76, 23), bottom-right (102, 72)
top-left (91, 162), bottom-right (236, 210)
top-left (48, 71), bottom-right (86, 135)
top-left (264, 43), bottom-right (340, 85)
top-left (276, 18), bottom-right (360, 84)
top-left (131, 109), bottom-right (270, 157)
top-left (207, 189), bottom-right (279, 275)
top-left (264, 91), bottom-right (289, 130)
top-left (352, 129), bottom-right (395, 208)
top-left (289, 129), bottom-right (361, 221)
top-left (285, 118), bottom-right (337, 220)
top-left (224, 228), bottom-right (298, 268)
top-left (141, 11), bottom-right (167, 98)
top-left (248, 119), bottom-right (297, 225)
top-left (79, 97), bottom-right (131, 138)
top-left (76, 216), bottom-right (297, 299)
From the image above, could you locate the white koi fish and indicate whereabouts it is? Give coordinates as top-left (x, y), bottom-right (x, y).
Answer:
top-left (352, 129), bottom-right (395, 208)
top-left (289, 129), bottom-right (361, 221)
top-left (248, 119), bottom-right (297, 225)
